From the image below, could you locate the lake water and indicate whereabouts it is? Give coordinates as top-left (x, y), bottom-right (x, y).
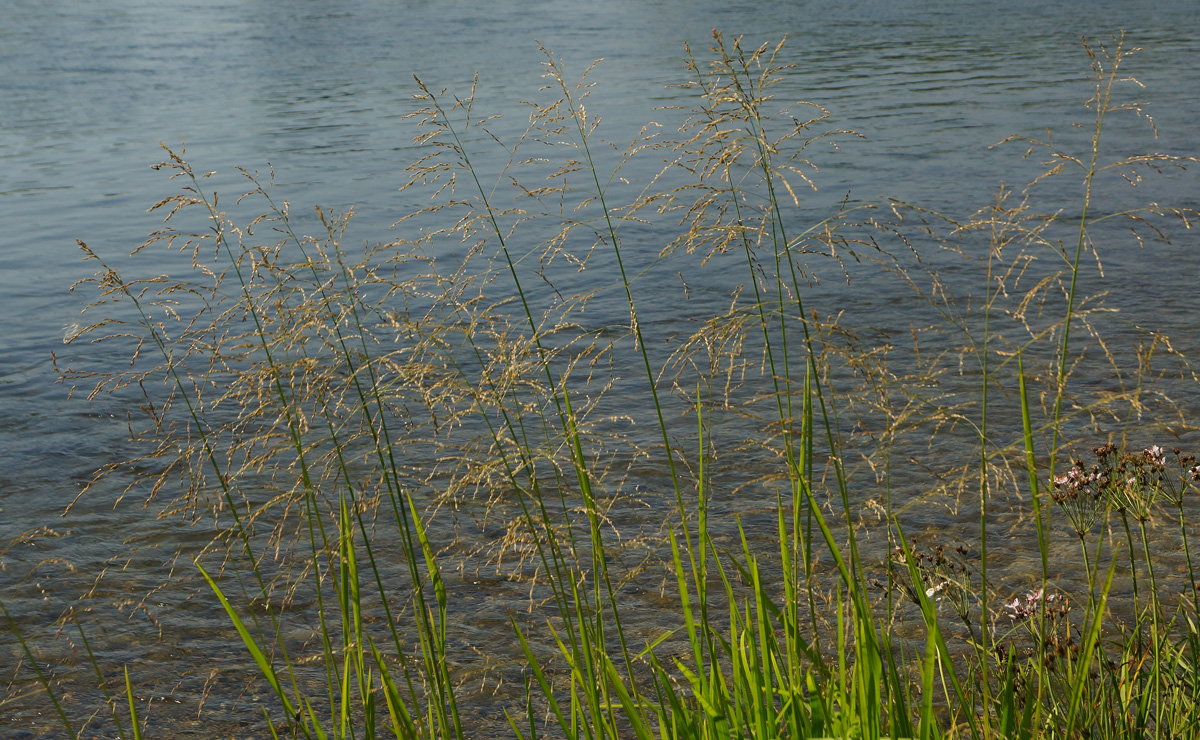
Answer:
top-left (4, 1), bottom-right (1200, 736)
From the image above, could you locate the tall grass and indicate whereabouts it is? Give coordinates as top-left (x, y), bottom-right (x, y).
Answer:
top-left (10, 30), bottom-right (1200, 738)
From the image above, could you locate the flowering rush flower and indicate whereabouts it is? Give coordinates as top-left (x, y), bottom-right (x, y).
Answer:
top-left (1051, 465), bottom-right (1103, 503)
top-left (924, 581), bottom-right (949, 598)
top-left (1005, 588), bottom-right (1065, 621)
top-left (1144, 445), bottom-right (1166, 466)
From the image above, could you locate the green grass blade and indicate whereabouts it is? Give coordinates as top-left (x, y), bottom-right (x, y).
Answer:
top-left (1065, 554), bottom-right (1118, 738)
top-left (195, 561), bottom-right (301, 725)
top-left (0, 597), bottom-right (78, 740)
top-left (124, 666), bottom-right (143, 740)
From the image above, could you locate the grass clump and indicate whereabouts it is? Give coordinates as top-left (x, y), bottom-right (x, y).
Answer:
top-left (9, 30), bottom-right (1200, 739)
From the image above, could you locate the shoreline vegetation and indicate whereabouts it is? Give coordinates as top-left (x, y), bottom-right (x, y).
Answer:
top-left (7, 31), bottom-right (1200, 738)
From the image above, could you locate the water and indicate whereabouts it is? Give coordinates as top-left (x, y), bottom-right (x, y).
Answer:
top-left (4, 0), bottom-right (1200, 735)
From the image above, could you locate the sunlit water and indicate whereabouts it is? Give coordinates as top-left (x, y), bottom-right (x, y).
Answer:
top-left (4, 1), bottom-right (1200, 736)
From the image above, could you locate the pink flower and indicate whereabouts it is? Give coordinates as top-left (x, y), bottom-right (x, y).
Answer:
top-left (1004, 588), bottom-right (1046, 620)
top-left (1144, 445), bottom-right (1166, 466)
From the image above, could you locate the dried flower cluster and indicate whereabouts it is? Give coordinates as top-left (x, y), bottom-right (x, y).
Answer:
top-left (889, 540), bottom-right (976, 627)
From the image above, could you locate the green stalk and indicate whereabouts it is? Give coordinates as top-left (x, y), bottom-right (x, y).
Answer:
top-left (1136, 516), bottom-right (1163, 740)
top-left (1048, 35), bottom-right (1124, 479)
top-left (0, 598), bottom-right (79, 740)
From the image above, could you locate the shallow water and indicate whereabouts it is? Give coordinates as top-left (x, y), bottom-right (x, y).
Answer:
top-left (4, 1), bottom-right (1200, 736)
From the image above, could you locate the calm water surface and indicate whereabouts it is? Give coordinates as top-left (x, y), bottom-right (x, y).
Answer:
top-left (3, 1), bottom-right (1200, 736)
